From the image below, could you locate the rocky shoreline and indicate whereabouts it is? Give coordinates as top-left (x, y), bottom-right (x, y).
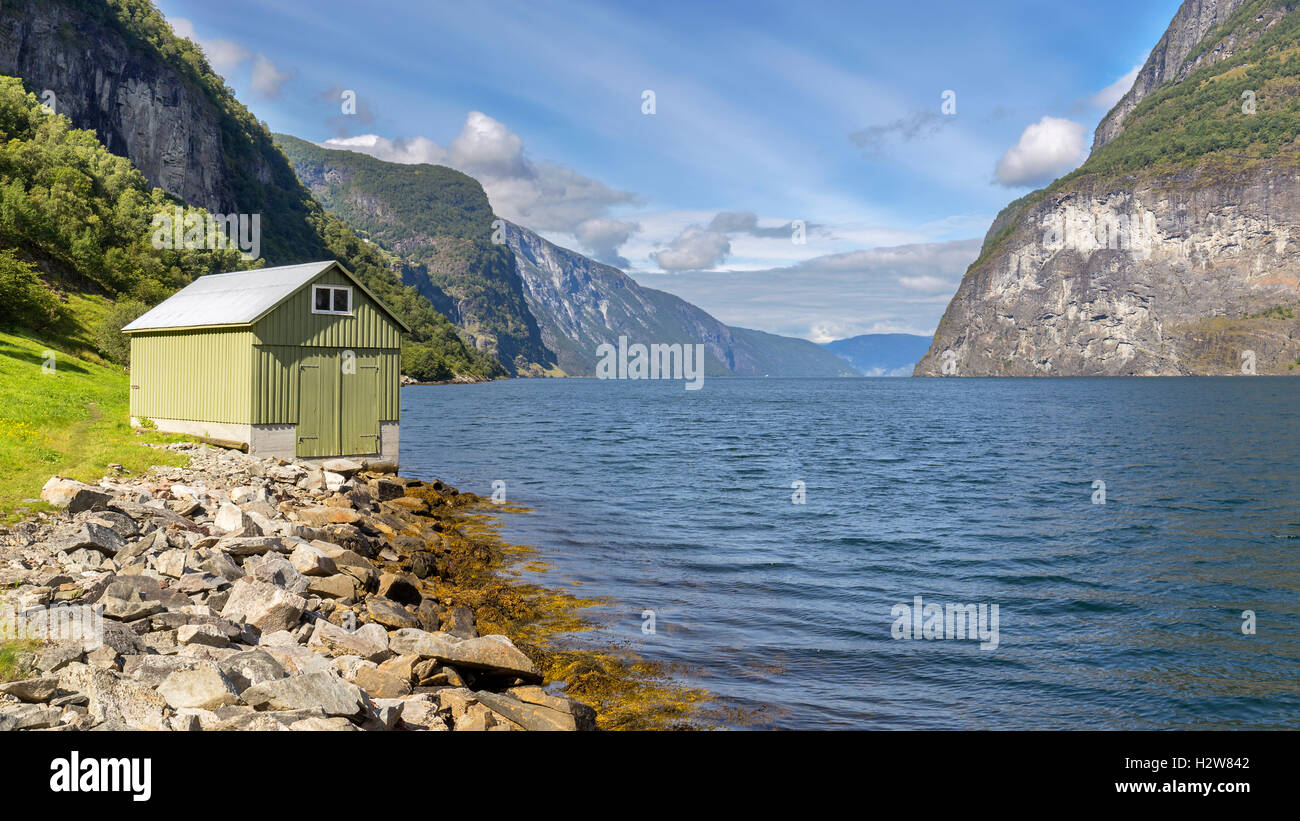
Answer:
top-left (0, 443), bottom-right (598, 731)
top-left (399, 375), bottom-right (493, 386)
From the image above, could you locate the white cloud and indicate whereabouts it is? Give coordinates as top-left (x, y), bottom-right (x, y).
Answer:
top-left (645, 211), bottom-right (827, 272)
top-left (322, 113), bottom-right (641, 260)
top-left (250, 54), bottom-right (292, 99)
top-left (808, 320), bottom-right (925, 345)
top-left (652, 226), bottom-right (732, 271)
top-left (166, 16), bottom-right (262, 79)
top-left (897, 274), bottom-right (953, 292)
top-left (1090, 63), bottom-right (1143, 110)
top-left (993, 116), bottom-right (1088, 187)
top-left (633, 237), bottom-right (982, 339)
top-left (169, 17), bottom-right (196, 40)
top-left (325, 134), bottom-right (442, 164)
top-left (447, 111), bottom-right (527, 177)
top-left (205, 40), bottom-right (252, 74)
top-left (574, 218), bottom-right (639, 267)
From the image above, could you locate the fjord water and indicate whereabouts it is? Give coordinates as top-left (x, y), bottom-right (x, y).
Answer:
top-left (402, 378), bottom-right (1300, 729)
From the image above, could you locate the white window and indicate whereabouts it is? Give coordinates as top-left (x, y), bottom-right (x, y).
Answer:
top-left (312, 285), bottom-right (352, 316)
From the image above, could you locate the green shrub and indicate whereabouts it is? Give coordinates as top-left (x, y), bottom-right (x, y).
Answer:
top-left (92, 298), bottom-right (146, 365)
top-left (0, 248), bottom-right (62, 329)
top-left (402, 343), bottom-right (455, 382)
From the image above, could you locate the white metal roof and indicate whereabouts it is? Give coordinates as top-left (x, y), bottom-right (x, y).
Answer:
top-left (122, 261), bottom-right (337, 332)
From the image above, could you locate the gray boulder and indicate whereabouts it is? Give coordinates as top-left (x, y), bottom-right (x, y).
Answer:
top-left (221, 578), bottom-right (306, 634)
top-left (387, 629), bottom-right (538, 680)
top-left (308, 619), bottom-right (389, 661)
top-left (365, 597), bottom-right (420, 630)
top-left (57, 663), bottom-right (168, 730)
top-left (240, 671), bottom-right (370, 718)
top-left (157, 667), bottom-right (241, 710)
top-left (0, 675), bottom-right (62, 703)
top-left (218, 649), bottom-right (286, 693)
top-left (246, 553), bottom-right (310, 595)
top-left (49, 522), bottom-right (124, 557)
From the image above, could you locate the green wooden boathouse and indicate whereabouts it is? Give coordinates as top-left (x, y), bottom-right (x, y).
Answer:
top-left (122, 260), bottom-right (409, 463)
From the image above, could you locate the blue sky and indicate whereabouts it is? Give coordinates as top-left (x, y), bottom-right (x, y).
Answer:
top-left (156, 0), bottom-right (1182, 341)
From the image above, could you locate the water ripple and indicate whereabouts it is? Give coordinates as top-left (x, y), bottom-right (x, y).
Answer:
top-left (401, 377), bottom-right (1300, 729)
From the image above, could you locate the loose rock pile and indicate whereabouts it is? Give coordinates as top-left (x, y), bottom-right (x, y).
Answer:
top-left (0, 443), bottom-right (595, 731)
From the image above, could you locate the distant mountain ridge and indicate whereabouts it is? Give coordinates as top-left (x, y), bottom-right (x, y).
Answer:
top-left (503, 221), bottom-right (858, 378)
top-left (822, 334), bottom-right (932, 376)
top-left (274, 134), bottom-right (556, 376)
top-left (273, 133), bottom-right (859, 379)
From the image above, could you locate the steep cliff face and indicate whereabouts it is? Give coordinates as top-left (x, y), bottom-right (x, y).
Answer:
top-left (0, 0), bottom-right (247, 213)
top-left (1093, 0), bottom-right (1254, 150)
top-left (505, 221), bottom-right (857, 377)
top-left (918, 0), bottom-right (1300, 376)
top-left (0, 0), bottom-right (361, 265)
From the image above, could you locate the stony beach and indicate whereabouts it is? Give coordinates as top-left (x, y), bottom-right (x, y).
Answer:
top-left (0, 443), bottom-right (601, 731)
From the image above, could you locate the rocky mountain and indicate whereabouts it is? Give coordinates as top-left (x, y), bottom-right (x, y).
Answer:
top-left (275, 135), bottom-right (556, 376)
top-left (917, 0), bottom-right (1300, 376)
top-left (0, 0), bottom-right (325, 261)
top-left (1092, 0), bottom-right (1253, 151)
top-left (726, 327), bottom-right (862, 378)
top-left (0, 0), bottom-right (233, 213)
top-left (822, 334), bottom-right (932, 376)
top-left (503, 221), bottom-right (858, 378)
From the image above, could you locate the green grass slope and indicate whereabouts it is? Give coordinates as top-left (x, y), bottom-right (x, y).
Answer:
top-left (0, 330), bottom-right (187, 522)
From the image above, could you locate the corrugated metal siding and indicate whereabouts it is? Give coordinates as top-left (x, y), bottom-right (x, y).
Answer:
top-left (295, 350), bottom-right (339, 458)
top-left (251, 345), bottom-right (301, 425)
top-left (340, 351), bottom-right (381, 455)
top-left (379, 349), bottom-right (400, 421)
top-left (129, 330), bottom-right (253, 423)
top-left (252, 268), bottom-right (402, 349)
top-left (251, 346), bottom-right (398, 424)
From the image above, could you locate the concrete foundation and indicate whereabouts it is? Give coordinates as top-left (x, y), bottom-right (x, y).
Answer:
top-left (133, 417), bottom-right (400, 466)
top-left (380, 421), bottom-right (399, 464)
top-left (249, 424), bottom-right (296, 458)
top-left (132, 417), bottom-right (252, 446)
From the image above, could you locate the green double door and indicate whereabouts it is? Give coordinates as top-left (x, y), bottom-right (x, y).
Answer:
top-left (296, 348), bottom-right (381, 458)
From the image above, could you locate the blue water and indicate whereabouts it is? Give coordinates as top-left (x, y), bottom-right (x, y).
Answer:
top-left (401, 378), bottom-right (1300, 729)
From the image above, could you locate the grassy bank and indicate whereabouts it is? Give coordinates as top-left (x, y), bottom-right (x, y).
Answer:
top-left (0, 329), bottom-right (187, 522)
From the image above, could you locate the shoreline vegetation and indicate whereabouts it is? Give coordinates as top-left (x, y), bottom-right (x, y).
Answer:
top-left (427, 499), bottom-right (718, 729)
top-left (399, 375), bottom-right (496, 387)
